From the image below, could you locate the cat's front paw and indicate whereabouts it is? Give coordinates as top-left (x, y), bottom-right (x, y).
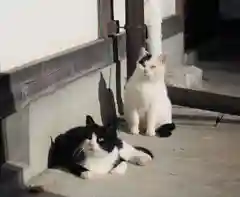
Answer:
top-left (131, 155), bottom-right (152, 166)
top-left (80, 171), bottom-right (93, 179)
top-left (110, 162), bottom-right (127, 175)
top-left (130, 127), bottom-right (140, 135)
top-left (145, 130), bottom-right (156, 137)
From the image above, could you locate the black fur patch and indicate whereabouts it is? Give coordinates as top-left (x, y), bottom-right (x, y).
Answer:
top-left (155, 123), bottom-right (176, 138)
top-left (48, 115), bottom-right (121, 177)
top-left (134, 146), bottom-right (154, 159)
top-left (138, 53), bottom-right (152, 66)
top-left (48, 128), bottom-right (90, 176)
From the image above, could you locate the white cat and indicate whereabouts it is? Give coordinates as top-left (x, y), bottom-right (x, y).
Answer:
top-left (124, 48), bottom-right (175, 137)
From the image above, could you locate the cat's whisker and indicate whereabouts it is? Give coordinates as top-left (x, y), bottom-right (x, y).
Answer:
top-left (73, 146), bottom-right (84, 158)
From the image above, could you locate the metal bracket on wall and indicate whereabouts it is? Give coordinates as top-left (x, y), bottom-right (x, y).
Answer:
top-left (107, 20), bottom-right (120, 37)
top-left (107, 20), bottom-right (121, 62)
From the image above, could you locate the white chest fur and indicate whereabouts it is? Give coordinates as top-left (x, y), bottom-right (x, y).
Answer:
top-left (125, 80), bottom-right (170, 114)
top-left (82, 147), bottom-right (119, 174)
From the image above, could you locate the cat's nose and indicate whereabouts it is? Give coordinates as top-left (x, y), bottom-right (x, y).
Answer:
top-left (88, 141), bottom-right (96, 149)
top-left (88, 144), bottom-right (95, 150)
top-left (144, 69), bottom-right (148, 75)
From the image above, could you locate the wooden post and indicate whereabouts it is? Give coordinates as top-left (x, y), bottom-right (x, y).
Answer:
top-left (125, 0), bottom-right (145, 79)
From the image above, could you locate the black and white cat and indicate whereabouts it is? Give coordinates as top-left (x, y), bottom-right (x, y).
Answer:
top-left (124, 48), bottom-right (175, 137)
top-left (48, 115), bottom-right (153, 179)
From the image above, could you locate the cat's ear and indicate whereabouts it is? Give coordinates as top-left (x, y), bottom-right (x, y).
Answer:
top-left (137, 47), bottom-right (150, 61)
top-left (137, 47), bottom-right (152, 65)
top-left (158, 54), bottom-right (167, 64)
top-left (86, 115), bottom-right (96, 126)
top-left (138, 47), bottom-right (147, 60)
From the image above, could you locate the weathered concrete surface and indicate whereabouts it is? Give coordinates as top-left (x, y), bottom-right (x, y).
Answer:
top-left (28, 108), bottom-right (240, 197)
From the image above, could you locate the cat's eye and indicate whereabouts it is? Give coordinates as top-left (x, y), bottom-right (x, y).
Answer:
top-left (150, 65), bottom-right (156, 69)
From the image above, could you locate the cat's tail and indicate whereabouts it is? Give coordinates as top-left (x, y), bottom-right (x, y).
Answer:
top-left (155, 123), bottom-right (176, 138)
top-left (134, 146), bottom-right (154, 159)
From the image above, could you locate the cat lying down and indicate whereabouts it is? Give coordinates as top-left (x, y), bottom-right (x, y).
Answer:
top-left (48, 115), bottom-right (153, 179)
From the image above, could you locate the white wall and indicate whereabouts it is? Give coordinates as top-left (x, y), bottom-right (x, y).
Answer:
top-left (0, 0), bottom-right (98, 72)
top-left (114, 0), bottom-right (125, 30)
top-left (113, 0), bottom-right (176, 29)
top-left (0, 0), bottom-right (176, 72)
top-left (162, 0), bottom-right (176, 19)
top-left (220, 0), bottom-right (240, 19)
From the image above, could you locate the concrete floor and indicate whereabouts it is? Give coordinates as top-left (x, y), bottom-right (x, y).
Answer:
top-left (28, 108), bottom-right (240, 197)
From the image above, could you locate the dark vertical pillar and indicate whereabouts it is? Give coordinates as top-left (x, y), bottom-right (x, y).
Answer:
top-left (98, 0), bottom-right (124, 116)
top-left (125, 0), bottom-right (145, 79)
top-left (98, 0), bottom-right (113, 38)
top-left (0, 74), bottom-right (16, 168)
top-left (108, 1), bottom-right (124, 115)
top-left (0, 120), bottom-right (5, 169)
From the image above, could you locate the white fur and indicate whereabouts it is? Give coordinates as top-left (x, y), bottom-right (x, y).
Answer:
top-left (79, 134), bottom-right (152, 179)
top-left (124, 51), bottom-right (172, 136)
top-left (81, 171), bottom-right (94, 179)
top-left (144, 0), bottom-right (163, 56)
top-left (119, 141), bottom-right (152, 165)
top-left (81, 133), bottom-right (119, 175)
top-left (110, 161), bottom-right (128, 175)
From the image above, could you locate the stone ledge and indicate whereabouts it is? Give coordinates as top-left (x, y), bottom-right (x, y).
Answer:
top-left (166, 65), bottom-right (203, 90)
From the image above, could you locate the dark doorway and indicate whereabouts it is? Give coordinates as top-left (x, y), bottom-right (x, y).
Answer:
top-left (184, 0), bottom-right (240, 62)
top-left (183, 0), bottom-right (240, 98)
top-left (184, 0), bottom-right (219, 51)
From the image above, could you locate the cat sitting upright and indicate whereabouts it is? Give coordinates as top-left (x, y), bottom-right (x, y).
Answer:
top-left (124, 48), bottom-right (175, 137)
top-left (48, 115), bottom-right (153, 179)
